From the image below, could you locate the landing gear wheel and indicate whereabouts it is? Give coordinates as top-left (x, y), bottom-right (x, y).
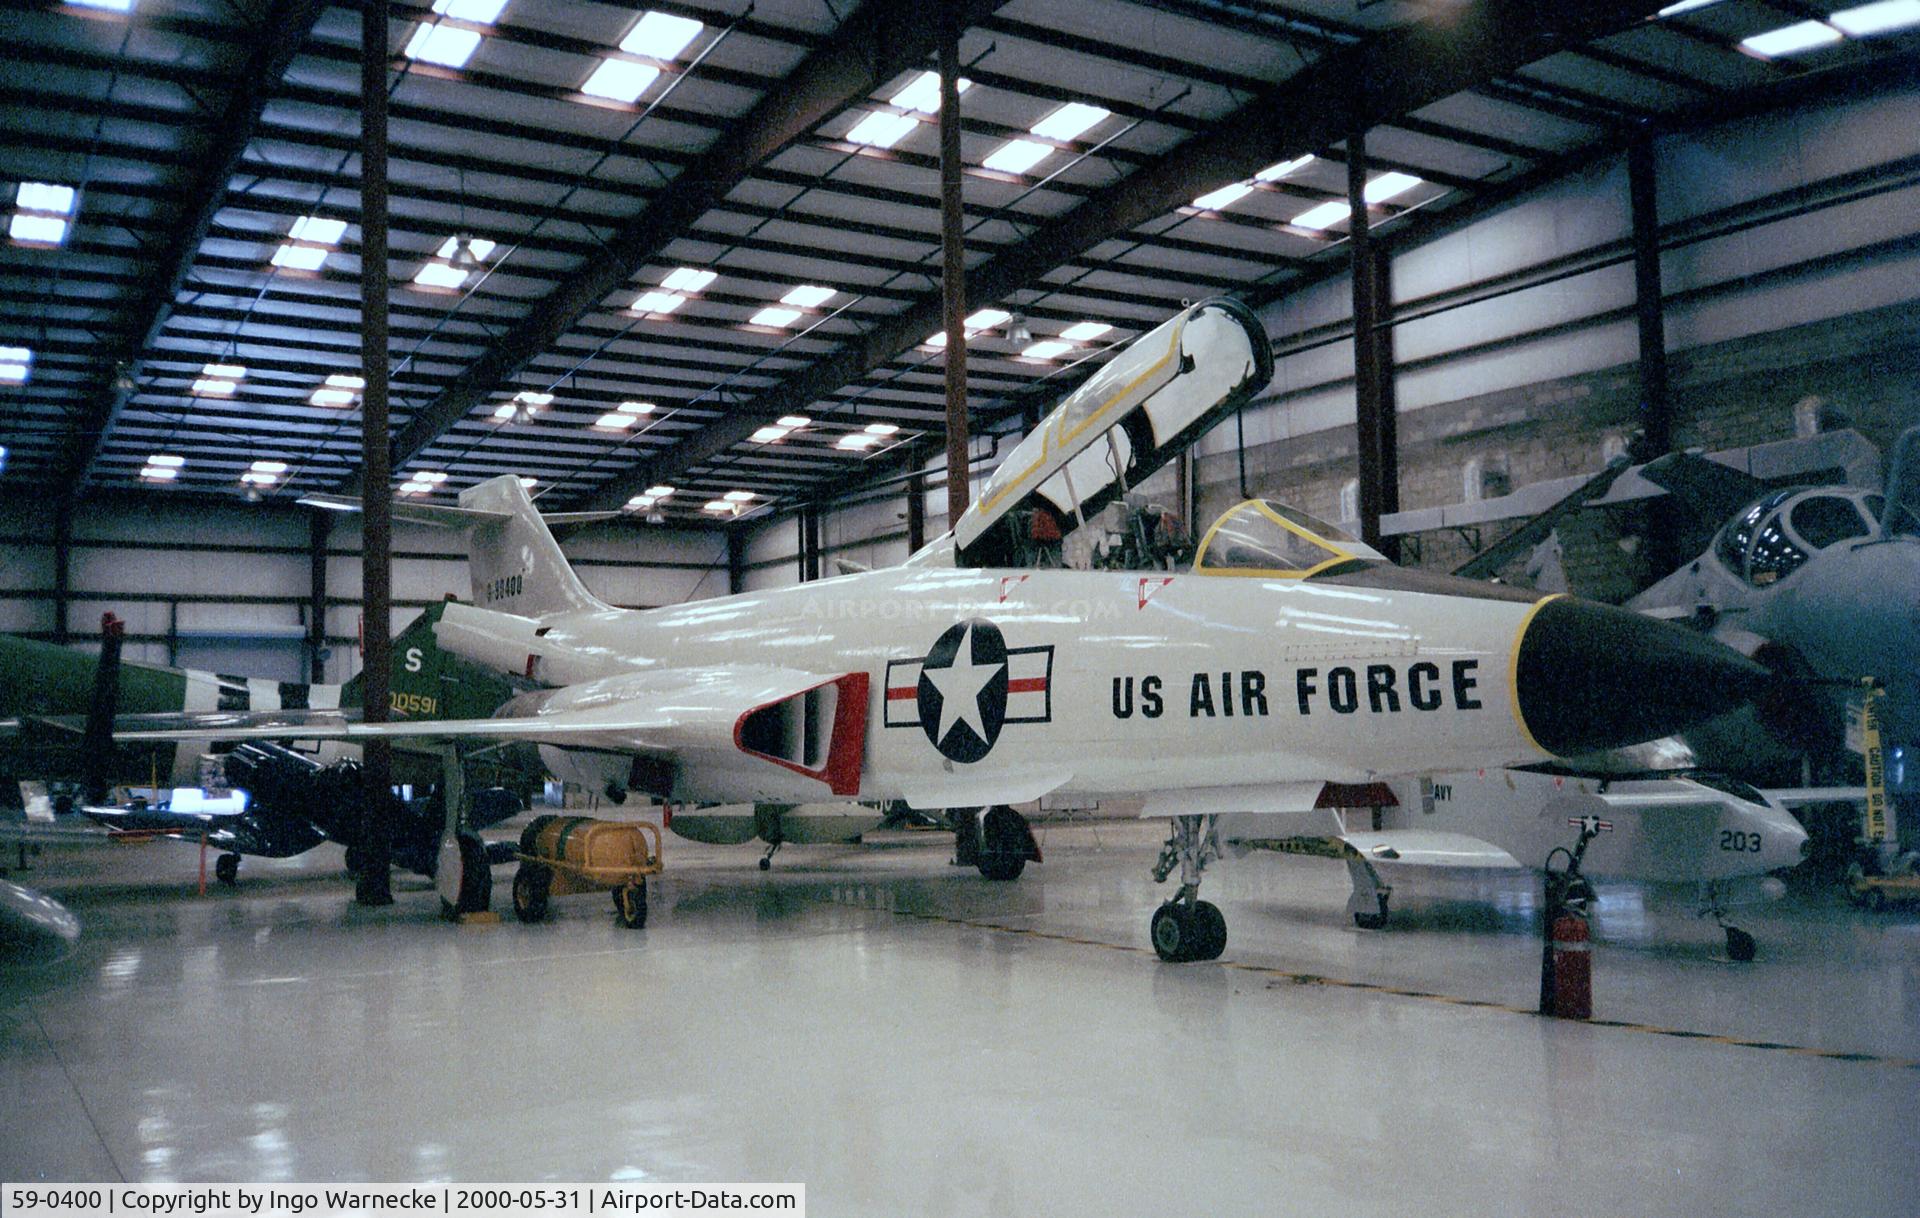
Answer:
top-left (1353, 906), bottom-right (1389, 931)
top-left (1724, 925), bottom-right (1757, 962)
top-left (758, 856), bottom-right (771, 871)
top-left (1151, 901), bottom-right (1195, 962)
top-left (511, 865), bottom-right (550, 923)
top-left (976, 806), bottom-right (1033, 881)
top-left (343, 845), bottom-right (366, 877)
top-left (614, 880), bottom-right (648, 929)
top-left (437, 831), bottom-right (493, 918)
top-left (1190, 900), bottom-right (1226, 961)
top-left (214, 852), bottom-right (240, 887)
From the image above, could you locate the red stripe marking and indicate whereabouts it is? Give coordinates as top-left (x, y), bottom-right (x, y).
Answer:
top-left (886, 687), bottom-right (917, 700)
top-left (1007, 677), bottom-right (1048, 694)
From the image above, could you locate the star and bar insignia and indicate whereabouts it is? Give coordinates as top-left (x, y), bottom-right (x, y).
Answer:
top-left (884, 618), bottom-right (1054, 763)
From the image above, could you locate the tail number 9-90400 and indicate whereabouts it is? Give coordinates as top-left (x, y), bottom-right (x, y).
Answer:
top-left (1719, 830), bottom-right (1763, 853)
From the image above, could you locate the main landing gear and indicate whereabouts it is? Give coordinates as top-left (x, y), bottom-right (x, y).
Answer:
top-left (1150, 815), bottom-right (1226, 962)
top-left (1696, 880), bottom-right (1758, 963)
top-left (952, 806), bottom-right (1042, 881)
top-left (1344, 854), bottom-right (1393, 930)
top-left (214, 852), bottom-right (241, 887)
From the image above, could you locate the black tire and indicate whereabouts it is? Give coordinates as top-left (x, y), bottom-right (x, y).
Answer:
top-left (448, 831), bottom-right (492, 916)
top-left (758, 856), bottom-right (771, 871)
top-left (615, 879), bottom-right (647, 929)
top-left (342, 844), bottom-right (366, 877)
top-left (1725, 926), bottom-right (1757, 963)
top-left (1191, 900), bottom-right (1227, 961)
top-left (1353, 909), bottom-right (1389, 930)
top-left (1151, 902), bottom-right (1195, 963)
top-left (977, 806), bottom-right (1030, 881)
top-left (512, 865), bottom-right (550, 923)
top-left (214, 853), bottom-right (240, 887)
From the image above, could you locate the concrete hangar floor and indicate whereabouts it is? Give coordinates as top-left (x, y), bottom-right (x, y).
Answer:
top-left (3, 816), bottom-right (1915, 1217)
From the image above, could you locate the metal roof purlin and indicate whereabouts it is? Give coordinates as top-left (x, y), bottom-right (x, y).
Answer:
top-left (577, 0), bottom-right (1675, 513)
top-left (346, 0), bottom-right (1016, 497)
top-left (63, 0), bottom-right (333, 500)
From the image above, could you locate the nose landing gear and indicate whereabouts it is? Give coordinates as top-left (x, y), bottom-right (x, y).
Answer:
top-left (1696, 880), bottom-right (1758, 962)
top-left (1150, 815), bottom-right (1226, 962)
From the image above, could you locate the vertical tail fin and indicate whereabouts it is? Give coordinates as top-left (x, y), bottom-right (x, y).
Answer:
top-left (458, 475), bottom-right (610, 617)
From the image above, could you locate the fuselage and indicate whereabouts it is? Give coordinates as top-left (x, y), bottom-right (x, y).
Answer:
top-left (444, 563), bottom-right (1560, 807)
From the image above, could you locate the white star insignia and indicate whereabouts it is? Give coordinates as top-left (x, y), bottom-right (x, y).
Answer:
top-left (923, 623), bottom-right (1004, 746)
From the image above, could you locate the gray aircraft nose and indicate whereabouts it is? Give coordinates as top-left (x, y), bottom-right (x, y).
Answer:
top-left (1514, 597), bottom-right (1773, 757)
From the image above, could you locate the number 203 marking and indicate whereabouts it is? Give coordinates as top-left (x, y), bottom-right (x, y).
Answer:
top-left (1719, 829), bottom-right (1763, 853)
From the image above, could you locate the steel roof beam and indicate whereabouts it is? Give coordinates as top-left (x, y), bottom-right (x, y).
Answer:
top-left (578, 0), bottom-right (1672, 512)
top-left (59, 0), bottom-right (330, 498)
top-left (340, 0), bottom-right (1014, 497)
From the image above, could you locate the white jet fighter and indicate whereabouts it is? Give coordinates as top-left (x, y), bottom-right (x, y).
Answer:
top-left (115, 299), bottom-right (1774, 961)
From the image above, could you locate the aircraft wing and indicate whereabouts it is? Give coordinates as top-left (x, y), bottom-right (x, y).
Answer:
top-left (93, 665), bottom-right (871, 798)
top-left (1638, 450), bottom-right (1768, 525)
top-left (1337, 830), bottom-right (1526, 870)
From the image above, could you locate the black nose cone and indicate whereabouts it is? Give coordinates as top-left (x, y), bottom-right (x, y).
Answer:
top-left (1515, 597), bottom-right (1772, 757)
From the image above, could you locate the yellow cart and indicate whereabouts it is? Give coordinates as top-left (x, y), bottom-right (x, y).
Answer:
top-left (512, 815), bottom-right (663, 928)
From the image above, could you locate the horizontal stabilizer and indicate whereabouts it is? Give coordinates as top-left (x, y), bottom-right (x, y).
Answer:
top-left (298, 493), bottom-right (619, 530)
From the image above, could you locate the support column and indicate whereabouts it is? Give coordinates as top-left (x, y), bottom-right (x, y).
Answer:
top-left (800, 506), bottom-right (822, 583)
top-left (726, 528), bottom-right (746, 595)
top-left (1629, 133), bottom-right (1670, 456)
top-left (1348, 132), bottom-right (1399, 561)
top-left (906, 469), bottom-right (927, 553)
top-left (52, 501), bottom-right (72, 645)
top-left (356, 0), bottom-right (395, 906)
top-left (307, 508), bottom-right (330, 683)
top-left (938, 5), bottom-right (969, 529)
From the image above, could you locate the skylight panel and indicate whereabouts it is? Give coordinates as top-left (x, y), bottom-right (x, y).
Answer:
top-left (310, 387), bottom-right (354, 406)
top-left (622, 10), bottom-right (703, 59)
top-left (703, 499), bottom-right (736, 513)
top-left (1740, 21), bottom-right (1843, 56)
top-left (399, 469), bottom-right (449, 496)
top-left (68, 0), bottom-right (136, 11)
top-left (141, 454), bottom-right (181, 482)
top-left (982, 139), bottom-right (1053, 175)
top-left (0, 346), bottom-right (31, 383)
top-left (647, 487), bottom-right (676, 499)
top-left (890, 70), bottom-right (970, 114)
top-left (750, 306), bottom-right (803, 328)
top-left (193, 362), bottom-right (244, 396)
top-left (966, 308), bottom-right (1010, 330)
top-left (432, 0), bottom-right (507, 21)
top-left (1021, 339), bottom-right (1074, 361)
top-left (327, 374), bottom-right (365, 389)
top-left (582, 59), bottom-right (661, 104)
top-left (1256, 155), bottom-right (1313, 181)
top-left (847, 111), bottom-right (920, 149)
top-left (722, 490), bottom-right (754, 502)
top-left (1290, 200), bottom-right (1351, 230)
top-left (865, 422), bottom-right (899, 436)
top-left (1657, 1), bottom-right (1721, 15)
top-left (435, 235), bottom-right (495, 261)
top-left (619, 400), bottom-right (655, 415)
top-left (1831, 1), bottom-right (1920, 35)
top-left (837, 433), bottom-right (880, 450)
top-left (596, 412), bottom-right (637, 429)
top-left (749, 425), bottom-right (791, 443)
top-left (242, 460), bottom-right (287, 487)
top-left (271, 244), bottom-right (330, 271)
top-left (515, 391), bottom-right (552, 406)
top-left (1030, 102), bottom-right (1109, 142)
top-left (1193, 181), bottom-right (1254, 211)
top-left (17, 182), bottom-right (75, 214)
top-left (9, 214), bottom-right (68, 245)
top-left (289, 215), bottom-right (347, 244)
top-left (1060, 322), bottom-right (1111, 342)
top-left (628, 495), bottom-right (658, 510)
top-left (413, 261), bottom-right (470, 290)
top-left (405, 22), bottom-right (484, 68)
top-left (781, 284), bottom-right (836, 308)
top-left (631, 290), bottom-right (686, 315)
top-left (661, 267), bottom-right (716, 293)
top-left (1364, 172), bottom-right (1422, 204)
top-left (778, 416), bottom-right (810, 428)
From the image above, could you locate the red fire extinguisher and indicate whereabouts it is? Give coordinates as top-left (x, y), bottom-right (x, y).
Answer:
top-left (1541, 907), bottom-right (1592, 1020)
